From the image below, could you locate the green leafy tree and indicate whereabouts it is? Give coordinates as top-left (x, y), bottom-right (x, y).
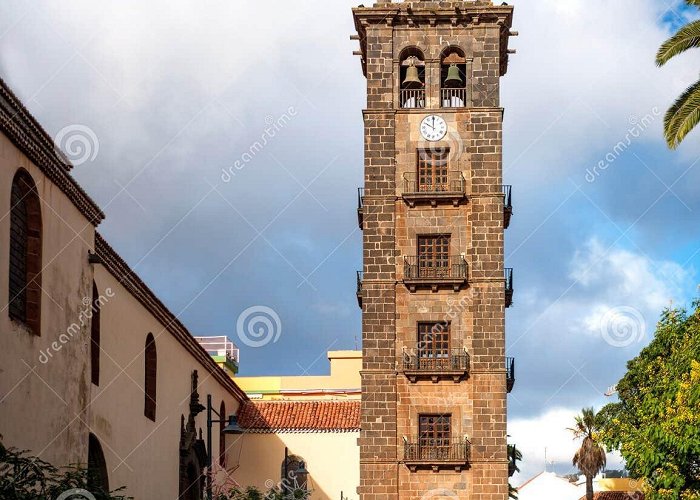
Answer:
top-left (569, 407), bottom-right (607, 500)
top-left (656, 0), bottom-right (700, 148)
top-left (0, 440), bottom-right (129, 500)
top-left (600, 307), bottom-right (700, 499)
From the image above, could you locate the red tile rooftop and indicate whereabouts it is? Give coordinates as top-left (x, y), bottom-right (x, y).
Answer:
top-left (238, 400), bottom-right (360, 433)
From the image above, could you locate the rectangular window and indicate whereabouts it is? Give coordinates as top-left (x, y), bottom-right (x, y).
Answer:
top-left (417, 235), bottom-right (450, 278)
top-left (419, 414), bottom-right (451, 460)
top-left (418, 322), bottom-right (449, 370)
top-left (417, 149), bottom-right (449, 192)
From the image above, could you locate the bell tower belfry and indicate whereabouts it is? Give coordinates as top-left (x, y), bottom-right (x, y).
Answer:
top-left (352, 1), bottom-right (516, 499)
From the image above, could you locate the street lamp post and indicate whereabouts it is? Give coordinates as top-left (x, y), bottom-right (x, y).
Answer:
top-left (206, 394), bottom-right (244, 500)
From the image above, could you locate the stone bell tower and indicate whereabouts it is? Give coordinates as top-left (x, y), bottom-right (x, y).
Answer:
top-left (352, 1), bottom-right (516, 499)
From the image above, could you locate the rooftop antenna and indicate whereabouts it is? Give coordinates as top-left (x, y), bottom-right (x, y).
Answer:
top-left (354, 335), bottom-right (359, 350)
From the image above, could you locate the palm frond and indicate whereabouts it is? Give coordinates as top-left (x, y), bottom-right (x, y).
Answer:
top-left (686, 0), bottom-right (700, 6)
top-left (656, 20), bottom-right (700, 65)
top-left (664, 78), bottom-right (700, 149)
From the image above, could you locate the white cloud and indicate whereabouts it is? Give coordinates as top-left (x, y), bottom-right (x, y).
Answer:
top-left (569, 238), bottom-right (692, 341)
top-left (504, 0), bottom-right (700, 177)
top-left (509, 407), bottom-right (623, 486)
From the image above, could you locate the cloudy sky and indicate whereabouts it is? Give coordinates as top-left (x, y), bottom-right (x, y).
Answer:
top-left (2, 0), bottom-right (699, 484)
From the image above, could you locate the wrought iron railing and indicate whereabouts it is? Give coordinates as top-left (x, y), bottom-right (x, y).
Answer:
top-left (356, 271), bottom-right (363, 308)
top-left (502, 185), bottom-right (512, 210)
top-left (404, 438), bottom-right (471, 462)
top-left (403, 348), bottom-right (470, 372)
top-left (506, 356), bottom-right (515, 393)
top-left (441, 88), bottom-right (468, 108)
top-left (503, 185), bottom-right (513, 229)
top-left (505, 267), bottom-right (513, 307)
top-left (400, 89), bottom-right (426, 109)
top-left (357, 187), bottom-right (364, 229)
top-left (403, 171), bottom-right (466, 194)
top-left (404, 256), bottom-right (468, 280)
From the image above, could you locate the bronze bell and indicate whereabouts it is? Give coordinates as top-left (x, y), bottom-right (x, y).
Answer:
top-left (444, 63), bottom-right (463, 88)
top-left (402, 60), bottom-right (423, 89)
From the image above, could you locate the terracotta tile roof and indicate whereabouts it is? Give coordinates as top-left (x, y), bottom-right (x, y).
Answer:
top-left (579, 493), bottom-right (643, 500)
top-left (238, 400), bottom-right (360, 433)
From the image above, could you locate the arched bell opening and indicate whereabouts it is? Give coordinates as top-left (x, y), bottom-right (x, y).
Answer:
top-left (399, 47), bottom-right (426, 109)
top-left (440, 47), bottom-right (468, 108)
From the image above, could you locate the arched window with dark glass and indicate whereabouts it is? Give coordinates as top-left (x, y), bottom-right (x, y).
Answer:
top-left (91, 281), bottom-right (101, 386)
top-left (399, 47), bottom-right (426, 109)
top-left (87, 433), bottom-right (109, 494)
top-left (219, 400), bottom-right (226, 468)
top-left (144, 333), bottom-right (157, 421)
top-left (440, 47), bottom-right (468, 108)
top-left (8, 168), bottom-right (42, 335)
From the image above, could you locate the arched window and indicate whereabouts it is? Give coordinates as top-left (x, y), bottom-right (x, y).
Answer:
top-left (144, 333), bottom-right (157, 421)
top-left (219, 400), bottom-right (226, 467)
top-left (399, 47), bottom-right (426, 109)
top-left (8, 169), bottom-right (42, 335)
top-left (91, 281), bottom-right (101, 386)
top-left (87, 433), bottom-right (109, 494)
top-left (440, 47), bottom-right (468, 108)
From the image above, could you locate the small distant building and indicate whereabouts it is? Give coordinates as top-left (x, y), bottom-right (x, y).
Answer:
top-left (517, 472), bottom-right (645, 500)
top-left (205, 350), bottom-right (362, 499)
top-left (194, 335), bottom-right (240, 376)
top-left (517, 472), bottom-right (582, 500)
top-left (235, 350), bottom-right (361, 401)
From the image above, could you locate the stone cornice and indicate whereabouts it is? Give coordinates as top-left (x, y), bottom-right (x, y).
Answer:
top-left (352, 2), bottom-right (515, 77)
top-left (95, 233), bottom-right (248, 403)
top-left (0, 77), bottom-right (105, 226)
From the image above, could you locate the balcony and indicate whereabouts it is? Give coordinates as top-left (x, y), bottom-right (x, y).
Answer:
top-left (505, 268), bottom-right (513, 308)
top-left (402, 348), bottom-right (470, 383)
top-left (403, 438), bottom-right (471, 472)
top-left (507, 357), bottom-right (515, 393)
top-left (503, 185), bottom-right (513, 229)
top-left (441, 88), bottom-right (468, 108)
top-left (400, 89), bottom-right (425, 109)
top-left (356, 271), bottom-right (363, 308)
top-left (403, 256), bottom-right (468, 292)
top-left (402, 172), bottom-right (467, 207)
top-left (357, 187), bottom-right (364, 229)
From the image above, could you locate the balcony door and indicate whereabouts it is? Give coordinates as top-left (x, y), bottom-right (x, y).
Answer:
top-left (417, 150), bottom-right (449, 192)
top-left (417, 235), bottom-right (450, 278)
top-left (418, 414), bottom-right (451, 460)
top-left (418, 322), bottom-right (449, 370)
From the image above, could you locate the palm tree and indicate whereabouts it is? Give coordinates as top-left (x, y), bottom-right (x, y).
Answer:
top-left (569, 408), bottom-right (607, 500)
top-left (656, 0), bottom-right (700, 149)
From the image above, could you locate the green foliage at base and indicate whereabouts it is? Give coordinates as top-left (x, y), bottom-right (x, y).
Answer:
top-left (0, 440), bottom-right (129, 500)
top-left (215, 486), bottom-right (311, 500)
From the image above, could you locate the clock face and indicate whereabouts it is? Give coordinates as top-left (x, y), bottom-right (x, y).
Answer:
top-left (420, 115), bottom-right (448, 141)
